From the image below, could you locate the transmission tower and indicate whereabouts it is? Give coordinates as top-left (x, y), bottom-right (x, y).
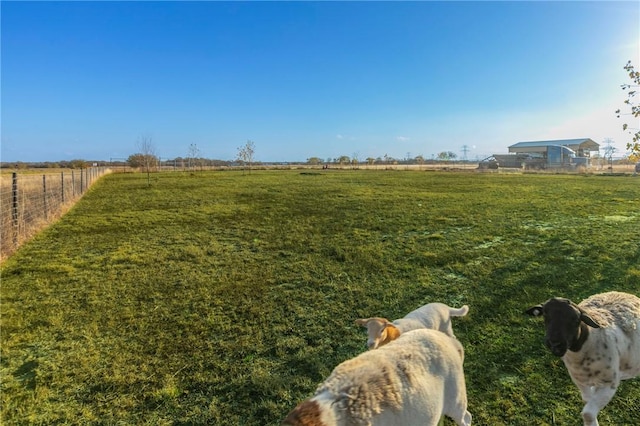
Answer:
top-left (461, 145), bottom-right (470, 160)
top-left (461, 145), bottom-right (470, 168)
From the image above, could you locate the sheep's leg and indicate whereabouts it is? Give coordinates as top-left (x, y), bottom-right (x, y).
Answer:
top-left (445, 411), bottom-right (471, 426)
top-left (443, 375), bottom-right (472, 426)
top-left (580, 385), bottom-right (617, 426)
top-left (567, 369), bottom-right (597, 403)
top-left (458, 410), bottom-right (472, 426)
top-left (446, 402), bottom-right (472, 426)
top-left (575, 382), bottom-right (594, 403)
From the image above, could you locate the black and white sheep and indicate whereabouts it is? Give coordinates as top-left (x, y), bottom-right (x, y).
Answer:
top-left (526, 291), bottom-right (640, 426)
top-left (356, 302), bottom-right (469, 349)
top-left (282, 328), bottom-right (472, 426)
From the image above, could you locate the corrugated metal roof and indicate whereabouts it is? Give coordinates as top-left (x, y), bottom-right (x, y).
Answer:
top-left (509, 138), bottom-right (599, 153)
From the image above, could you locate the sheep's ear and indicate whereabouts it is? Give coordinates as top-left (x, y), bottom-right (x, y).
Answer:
top-left (579, 311), bottom-right (601, 328)
top-left (525, 305), bottom-right (544, 317)
top-left (382, 323), bottom-right (401, 342)
top-left (355, 318), bottom-right (370, 327)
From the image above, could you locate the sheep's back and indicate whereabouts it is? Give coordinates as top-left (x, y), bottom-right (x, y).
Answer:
top-left (403, 303), bottom-right (446, 326)
top-left (316, 355), bottom-right (404, 424)
top-left (393, 317), bottom-right (429, 333)
top-left (579, 291), bottom-right (640, 333)
top-left (315, 329), bottom-right (460, 425)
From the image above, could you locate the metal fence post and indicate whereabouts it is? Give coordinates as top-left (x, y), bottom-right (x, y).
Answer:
top-left (43, 175), bottom-right (48, 220)
top-left (61, 172), bottom-right (65, 204)
top-left (12, 172), bottom-right (18, 246)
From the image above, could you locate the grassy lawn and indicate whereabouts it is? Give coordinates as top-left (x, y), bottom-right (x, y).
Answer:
top-left (1, 170), bottom-right (639, 425)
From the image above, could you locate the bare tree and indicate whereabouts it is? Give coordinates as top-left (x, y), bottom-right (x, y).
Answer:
top-left (137, 135), bottom-right (158, 186)
top-left (602, 138), bottom-right (616, 172)
top-left (187, 143), bottom-right (200, 171)
top-left (351, 152), bottom-right (360, 169)
top-left (236, 140), bottom-right (256, 174)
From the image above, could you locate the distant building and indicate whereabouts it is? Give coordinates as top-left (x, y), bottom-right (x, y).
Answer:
top-left (509, 138), bottom-right (599, 158)
top-left (480, 138), bottom-right (599, 170)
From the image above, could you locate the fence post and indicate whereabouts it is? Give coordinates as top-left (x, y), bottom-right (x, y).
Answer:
top-left (61, 172), bottom-right (65, 204)
top-left (80, 169), bottom-right (84, 193)
top-left (43, 175), bottom-right (48, 220)
top-left (12, 172), bottom-right (18, 246)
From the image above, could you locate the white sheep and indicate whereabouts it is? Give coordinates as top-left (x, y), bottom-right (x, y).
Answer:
top-left (526, 291), bottom-right (640, 426)
top-left (282, 328), bottom-right (472, 426)
top-left (356, 302), bottom-right (469, 349)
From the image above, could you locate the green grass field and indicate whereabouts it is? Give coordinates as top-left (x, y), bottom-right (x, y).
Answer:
top-left (1, 170), bottom-right (639, 425)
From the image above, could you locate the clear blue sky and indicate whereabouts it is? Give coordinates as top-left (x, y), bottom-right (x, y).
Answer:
top-left (2, 1), bottom-right (639, 163)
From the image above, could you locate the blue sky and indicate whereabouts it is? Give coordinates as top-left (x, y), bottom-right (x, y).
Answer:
top-left (2, 1), bottom-right (639, 163)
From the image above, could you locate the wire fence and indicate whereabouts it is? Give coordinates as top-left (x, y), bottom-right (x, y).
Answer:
top-left (0, 167), bottom-right (111, 261)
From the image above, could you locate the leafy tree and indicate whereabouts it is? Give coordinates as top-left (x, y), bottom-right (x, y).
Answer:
top-left (307, 157), bottom-right (323, 165)
top-left (616, 61), bottom-right (640, 156)
top-left (127, 154), bottom-right (146, 168)
top-left (69, 159), bottom-right (88, 169)
top-left (437, 151), bottom-right (457, 161)
top-left (337, 155), bottom-right (351, 165)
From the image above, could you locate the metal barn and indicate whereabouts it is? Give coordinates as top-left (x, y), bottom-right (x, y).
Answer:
top-left (480, 138), bottom-right (599, 170)
top-left (509, 138), bottom-right (599, 158)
